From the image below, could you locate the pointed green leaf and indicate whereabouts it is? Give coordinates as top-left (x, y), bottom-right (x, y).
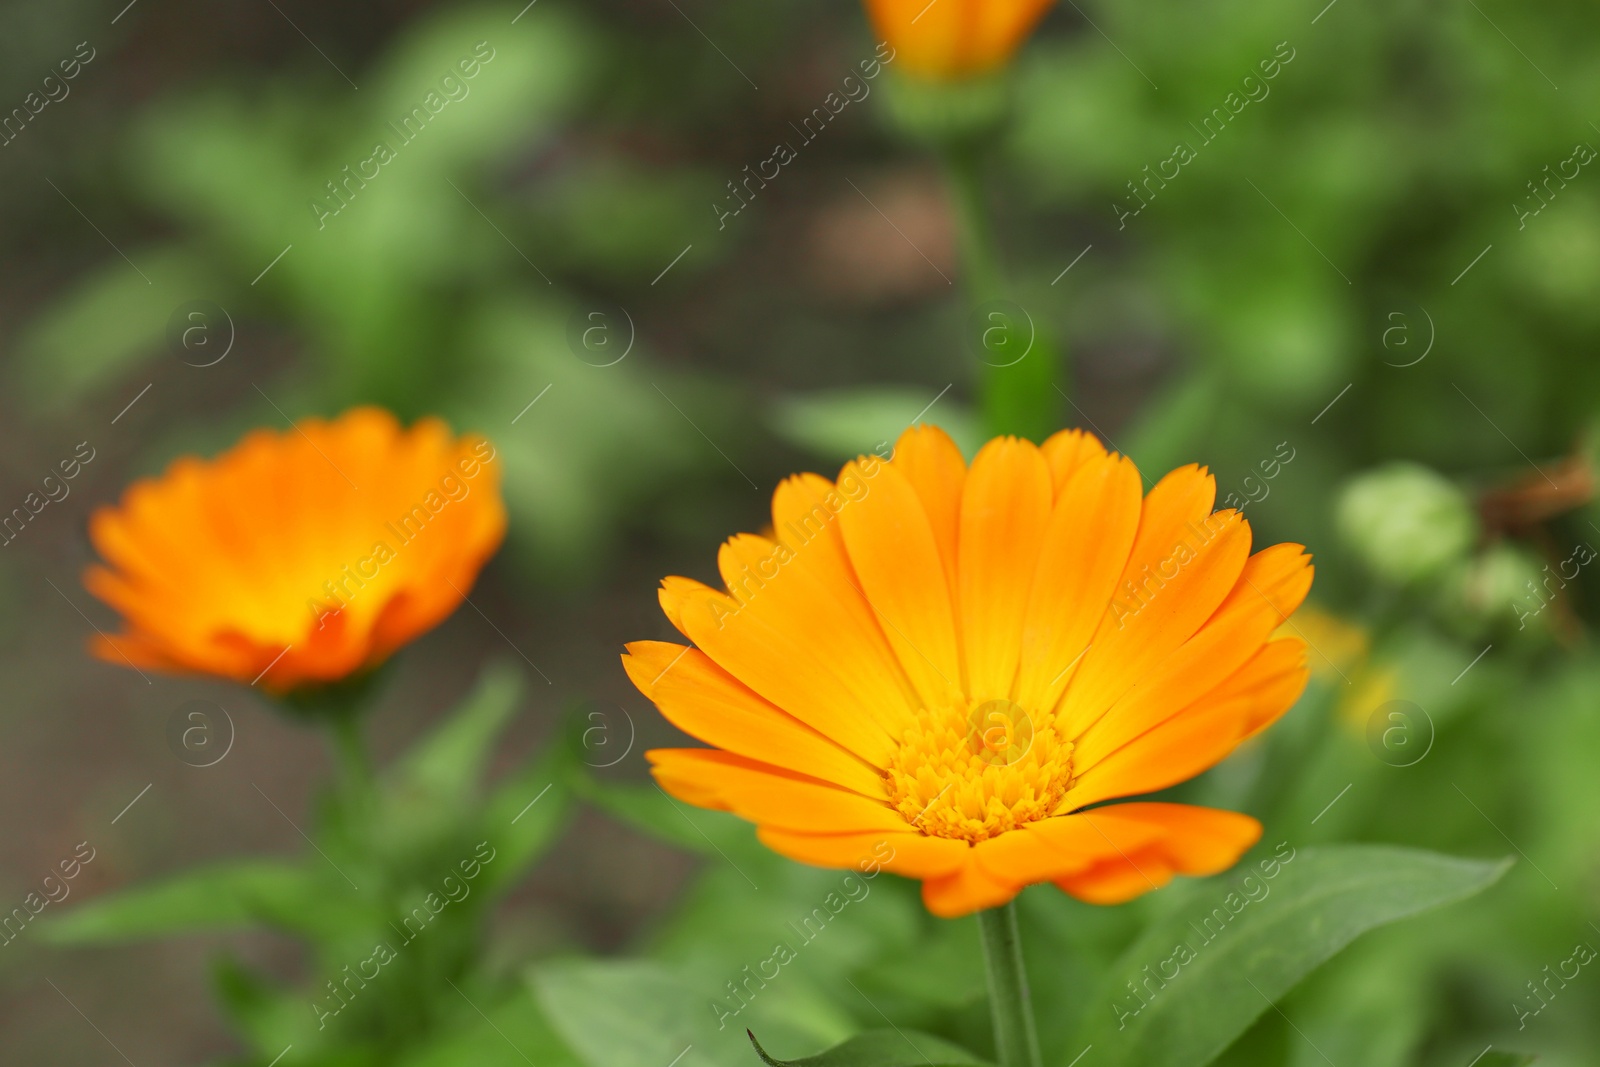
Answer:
top-left (38, 860), bottom-right (359, 944)
top-left (748, 1029), bottom-right (991, 1067)
top-left (533, 959), bottom-right (848, 1067)
top-left (474, 735), bottom-right (577, 894)
top-left (571, 772), bottom-right (757, 858)
top-left (394, 660), bottom-right (523, 802)
top-left (1074, 845), bottom-right (1511, 1067)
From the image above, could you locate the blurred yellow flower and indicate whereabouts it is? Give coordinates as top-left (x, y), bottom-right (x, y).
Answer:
top-left (1338, 664), bottom-right (1400, 734)
top-left (627, 425), bottom-right (1313, 917)
top-left (863, 0), bottom-right (1057, 80)
top-left (85, 407), bottom-right (506, 693)
top-left (1276, 602), bottom-right (1369, 682)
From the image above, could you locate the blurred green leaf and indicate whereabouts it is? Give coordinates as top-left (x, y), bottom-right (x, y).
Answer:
top-left (1074, 846), bottom-right (1511, 1067)
top-left (771, 388), bottom-right (982, 462)
top-left (572, 771), bottom-right (754, 858)
top-left (474, 729), bottom-right (577, 897)
top-left (748, 1029), bottom-right (991, 1067)
top-left (40, 860), bottom-right (359, 944)
top-left (15, 246), bottom-right (211, 412)
top-left (393, 660), bottom-right (522, 805)
top-left (533, 959), bottom-right (845, 1067)
top-left (392, 981), bottom-right (582, 1067)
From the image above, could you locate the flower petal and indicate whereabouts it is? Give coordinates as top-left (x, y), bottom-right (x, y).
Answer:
top-left (920, 855), bottom-right (1022, 918)
top-left (958, 437), bottom-right (1054, 699)
top-left (1015, 452), bottom-right (1143, 712)
top-left (1050, 804), bottom-right (1262, 905)
top-left (649, 749), bottom-right (910, 833)
top-left (623, 641), bottom-right (888, 798)
top-left (757, 827), bottom-right (971, 879)
top-left (1069, 543), bottom-right (1313, 770)
top-left (717, 533), bottom-right (917, 740)
top-left (890, 425), bottom-right (968, 595)
top-left (1059, 466), bottom-right (1251, 739)
top-left (837, 458), bottom-right (964, 709)
top-left (1060, 639), bottom-right (1310, 811)
top-left (1039, 427), bottom-right (1110, 496)
top-left (672, 581), bottom-right (898, 765)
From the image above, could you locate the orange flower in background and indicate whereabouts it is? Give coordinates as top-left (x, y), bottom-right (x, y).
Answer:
top-left (626, 426), bottom-right (1312, 917)
top-left (86, 407), bottom-right (506, 693)
top-left (864, 0), bottom-right (1057, 80)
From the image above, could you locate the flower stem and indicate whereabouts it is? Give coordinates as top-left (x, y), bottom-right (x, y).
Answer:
top-left (945, 144), bottom-right (1005, 305)
top-left (329, 709), bottom-right (372, 798)
top-left (977, 902), bottom-right (1042, 1067)
top-left (942, 144), bottom-right (1064, 442)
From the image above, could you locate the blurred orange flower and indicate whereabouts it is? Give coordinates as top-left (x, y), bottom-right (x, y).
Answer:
top-left (626, 426), bottom-right (1312, 917)
top-left (864, 0), bottom-right (1057, 80)
top-left (86, 407), bottom-right (506, 693)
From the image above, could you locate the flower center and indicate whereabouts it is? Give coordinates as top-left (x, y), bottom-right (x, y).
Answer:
top-left (886, 696), bottom-right (1074, 843)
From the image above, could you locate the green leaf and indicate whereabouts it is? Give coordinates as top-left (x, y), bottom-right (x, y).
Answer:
top-left (533, 959), bottom-right (849, 1067)
top-left (393, 981), bottom-right (583, 1067)
top-left (15, 246), bottom-right (215, 412)
top-left (770, 387), bottom-right (982, 463)
top-left (474, 732), bottom-right (578, 895)
top-left (393, 660), bottom-right (523, 803)
top-left (1073, 845), bottom-right (1511, 1067)
top-left (39, 860), bottom-right (357, 944)
top-left (571, 771), bottom-right (759, 859)
top-left (748, 1029), bottom-right (992, 1067)
top-left (1470, 1053), bottom-right (1537, 1066)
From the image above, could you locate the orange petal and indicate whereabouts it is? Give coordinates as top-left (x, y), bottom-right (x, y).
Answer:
top-left (648, 749), bottom-right (911, 834)
top-left (1050, 804), bottom-right (1262, 905)
top-left (920, 855), bottom-right (1022, 918)
top-left (890, 425), bottom-right (967, 596)
top-left (672, 579), bottom-right (897, 766)
top-left (836, 458), bottom-right (964, 708)
top-left (1062, 639), bottom-right (1309, 810)
top-left (1015, 452), bottom-right (1143, 712)
top-left (1070, 543), bottom-right (1313, 769)
top-left (864, 0), bottom-right (1058, 80)
top-left (623, 641), bottom-right (888, 798)
top-left (1060, 467), bottom-right (1251, 739)
top-left (716, 532), bottom-right (916, 740)
top-left (957, 438), bottom-right (1054, 700)
top-left (1039, 427), bottom-right (1110, 496)
top-left (757, 827), bottom-right (971, 879)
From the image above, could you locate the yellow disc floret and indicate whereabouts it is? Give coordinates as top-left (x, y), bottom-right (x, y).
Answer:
top-left (887, 696), bottom-right (1074, 843)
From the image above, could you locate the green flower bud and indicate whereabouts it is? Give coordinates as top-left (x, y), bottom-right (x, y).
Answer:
top-left (1337, 463), bottom-right (1478, 584)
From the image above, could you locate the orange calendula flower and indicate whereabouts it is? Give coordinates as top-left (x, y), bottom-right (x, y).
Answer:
top-left (626, 426), bottom-right (1312, 917)
top-left (85, 407), bottom-right (506, 693)
top-left (864, 0), bottom-right (1057, 80)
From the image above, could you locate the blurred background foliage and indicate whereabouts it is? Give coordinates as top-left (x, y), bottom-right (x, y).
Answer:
top-left (3, 0), bottom-right (1600, 1064)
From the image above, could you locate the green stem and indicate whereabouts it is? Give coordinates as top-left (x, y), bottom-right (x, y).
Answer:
top-left (329, 710), bottom-right (372, 798)
top-left (945, 145), bottom-right (1005, 304)
top-left (977, 903), bottom-right (1042, 1067)
top-left (942, 144), bottom-right (1064, 442)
